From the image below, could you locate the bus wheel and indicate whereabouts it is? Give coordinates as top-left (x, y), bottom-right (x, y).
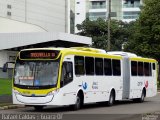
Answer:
top-left (72, 93), bottom-right (83, 110)
top-left (133, 89), bottom-right (145, 103)
top-left (107, 90), bottom-right (115, 106)
top-left (34, 106), bottom-right (44, 111)
top-left (138, 89), bottom-right (145, 103)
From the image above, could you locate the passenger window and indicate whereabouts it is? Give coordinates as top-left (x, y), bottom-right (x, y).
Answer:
top-left (74, 56), bottom-right (85, 75)
top-left (138, 62), bottom-right (144, 76)
top-left (131, 61), bottom-right (137, 76)
top-left (144, 62), bottom-right (150, 76)
top-left (85, 57), bottom-right (94, 75)
top-left (104, 58), bottom-right (112, 76)
top-left (149, 63), bottom-right (152, 76)
top-left (153, 63), bottom-right (156, 70)
top-left (95, 58), bottom-right (103, 75)
top-left (61, 62), bottom-right (73, 87)
top-left (112, 60), bottom-right (121, 76)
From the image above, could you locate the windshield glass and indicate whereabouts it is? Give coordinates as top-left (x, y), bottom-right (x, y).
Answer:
top-left (14, 60), bottom-right (59, 87)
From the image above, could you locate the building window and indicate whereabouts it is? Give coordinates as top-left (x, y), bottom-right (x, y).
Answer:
top-left (123, 11), bottom-right (140, 19)
top-left (9, 56), bottom-right (16, 62)
top-left (77, 13), bottom-right (80, 15)
top-left (123, 0), bottom-right (140, 8)
top-left (90, 1), bottom-right (106, 9)
top-left (7, 4), bottom-right (12, 9)
top-left (89, 12), bottom-right (106, 21)
top-left (77, 2), bottom-right (80, 4)
top-left (7, 12), bottom-right (11, 16)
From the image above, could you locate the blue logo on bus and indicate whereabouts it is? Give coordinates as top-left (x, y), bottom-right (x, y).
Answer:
top-left (34, 80), bottom-right (40, 86)
top-left (82, 82), bottom-right (88, 90)
top-left (31, 94), bottom-right (35, 97)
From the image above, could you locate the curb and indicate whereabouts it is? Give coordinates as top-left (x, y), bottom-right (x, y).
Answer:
top-left (0, 105), bottom-right (25, 110)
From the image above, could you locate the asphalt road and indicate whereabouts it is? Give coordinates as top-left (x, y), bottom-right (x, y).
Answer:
top-left (1, 93), bottom-right (160, 120)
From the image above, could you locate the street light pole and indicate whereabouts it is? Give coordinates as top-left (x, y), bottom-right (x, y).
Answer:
top-left (107, 0), bottom-right (111, 51)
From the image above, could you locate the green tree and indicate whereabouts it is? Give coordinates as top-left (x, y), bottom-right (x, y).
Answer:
top-left (124, 0), bottom-right (160, 60)
top-left (77, 18), bottom-right (132, 51)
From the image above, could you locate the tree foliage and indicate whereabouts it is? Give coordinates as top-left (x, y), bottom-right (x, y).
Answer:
top-left (77, 18), bottom-right (132, 51)
top-left (124, 0), bottom-right (160, 60)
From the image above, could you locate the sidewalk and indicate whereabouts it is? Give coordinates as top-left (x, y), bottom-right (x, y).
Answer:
top-left (0, 95), bottom-right (25, 110)
top-left (0, 95), bottom-right (12, 103)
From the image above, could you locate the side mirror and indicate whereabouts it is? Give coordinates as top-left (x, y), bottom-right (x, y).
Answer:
top-left (2, 63), bottom-right (8, 72)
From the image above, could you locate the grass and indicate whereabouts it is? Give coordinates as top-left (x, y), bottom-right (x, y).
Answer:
top-left (0, 78), bottom-right (12, 95)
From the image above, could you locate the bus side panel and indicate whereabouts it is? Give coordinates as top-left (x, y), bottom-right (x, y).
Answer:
top-left (129, 76), bottom-right (151, 99)
top-left (129, 60), bottom-right (144, 99)
top-left (122, 57), bottom-right (130, 99)
top-left (146, 63), bottom-right (157, 97)
top-left (129, 62), bottom-right (157, 99)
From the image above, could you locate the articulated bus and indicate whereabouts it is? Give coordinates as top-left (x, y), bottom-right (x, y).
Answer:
top-left (4, 47), bottom-right (158, 110)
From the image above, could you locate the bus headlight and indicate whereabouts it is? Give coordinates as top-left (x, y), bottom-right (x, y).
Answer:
top-left (47, 89), bottom-right (59, 96)
top-left (13, 89), bottom-right (20, 95)
top-left (47, 91), bottom-right (54, 96)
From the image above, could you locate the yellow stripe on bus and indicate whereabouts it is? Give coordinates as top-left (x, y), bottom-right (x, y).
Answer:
top-left (13, 87), bottom-right (56, 95)
top-left (129, 57), bottom-right (156, 63)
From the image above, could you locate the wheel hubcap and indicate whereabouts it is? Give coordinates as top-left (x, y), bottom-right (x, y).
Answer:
top-left (110, 94), bottom-right (113, 104)
top-left (76, 97), bottom-right (80, 108)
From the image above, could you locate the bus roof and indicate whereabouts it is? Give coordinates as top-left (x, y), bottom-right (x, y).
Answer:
top-left (20, 47), bottom-right (122, 59)
top-left (20, 47), bottom-right (157, 62)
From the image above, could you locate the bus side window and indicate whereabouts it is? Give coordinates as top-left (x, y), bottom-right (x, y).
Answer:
top-left (138, 62), bottom-right (144, 76)
top-left (112, 59), bottom-right (121, 76)
top-left (61, 62), bottom-right (73, 87)
top-left (144, 62), bottom-right (149, 76)
top-left (153, 63), bottom-right (155, 70)
top-left (131, 61), bottom-right (137, 76)
top-left (104, 58), bottom-right (112, 76)
top-left (95, 58), bottom-right (103, 75)
top-left (149, 63), bottom-right (152, 76)
top-left (85, 57), bottom-right (94, 75)
top-left (74, 56), bottom-right (85, 75)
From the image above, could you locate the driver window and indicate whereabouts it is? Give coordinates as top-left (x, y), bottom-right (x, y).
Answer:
top-left (61, 62), bottom-right (73, 87)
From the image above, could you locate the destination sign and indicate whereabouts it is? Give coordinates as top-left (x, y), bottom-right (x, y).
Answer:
top-left (20, 50), bottom-right (60, 59)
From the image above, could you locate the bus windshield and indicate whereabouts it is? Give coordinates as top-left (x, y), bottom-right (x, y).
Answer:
top-left (14, 60), bottom-right (59, 88)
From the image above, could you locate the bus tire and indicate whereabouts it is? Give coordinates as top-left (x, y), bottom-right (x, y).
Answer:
top-left (133, 89), bottom-right (145, 103)
top-left (107, 90), bottom-right (115, 106)
top-left (72, 92), bottom-right (83, 110)
top-left (138, 89), bottom-right (145, 103)
top-left (34, 106), bottom-right (44, 111)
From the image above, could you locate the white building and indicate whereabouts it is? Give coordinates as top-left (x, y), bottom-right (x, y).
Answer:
top-left (0, 0), bottom-right (75, 33)
top-left (0, 32), bottom-right (92, 78)
top-left (122, 0), bottom-right (142, 22)
top-left (75, 0), bottom-right (142, 33)
top-left (0, 0), bottom-right (93, 78)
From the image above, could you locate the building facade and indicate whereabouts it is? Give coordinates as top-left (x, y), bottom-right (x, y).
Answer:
top-left (75, 0), bottom-right (142, 33)
top-left (0, 0), bottom-right (93, 78)
top-left (0, 0), bottom-right (75, 33)
top-left (122, 0), bottom-right (142, 22)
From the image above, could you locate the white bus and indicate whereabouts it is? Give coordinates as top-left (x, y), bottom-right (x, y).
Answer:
top-left (3, 47), bottom-right (158, 110)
